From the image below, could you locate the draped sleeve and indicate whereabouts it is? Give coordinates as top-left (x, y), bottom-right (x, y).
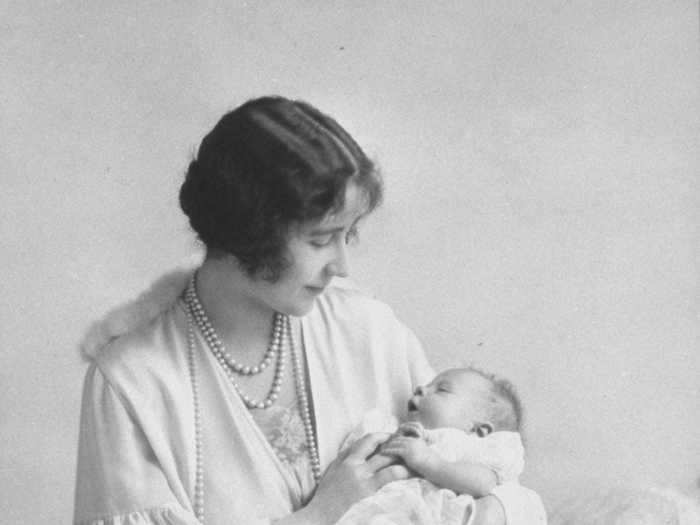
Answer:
top-left (477, 432), bottom-right (525, 484)
top-left (435, 431), bottom-right (524, 484)
top-left (490, 482), bottom-right (548, 525)
top-left (74, 363), bottom-right (199, 525)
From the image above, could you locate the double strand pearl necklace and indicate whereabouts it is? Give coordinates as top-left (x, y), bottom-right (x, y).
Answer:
top-left (183, 278), bottom-right (322, 524)
top-left (185, 278), bottom-right (285, 409)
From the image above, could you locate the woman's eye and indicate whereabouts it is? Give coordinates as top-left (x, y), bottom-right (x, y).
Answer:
top-left (310, 235), bottom-right (333, 248)
top-left (345, 227), bottom-right (359, 245)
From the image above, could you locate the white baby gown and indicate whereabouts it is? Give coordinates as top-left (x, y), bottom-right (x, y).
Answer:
top-left (335, 411), bottom-right (538, 525)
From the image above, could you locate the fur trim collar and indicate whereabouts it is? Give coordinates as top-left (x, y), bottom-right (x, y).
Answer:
top-left (80, 264), bottom-right (198, 360)
top-left (79, 255), bottom-right (367, 360)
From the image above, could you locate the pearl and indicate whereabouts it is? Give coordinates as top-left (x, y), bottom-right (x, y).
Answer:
top-left (184, 277), bottom-right (287, 410)
top-left (286, 315), bottom-right (322, 485)
top-left (183, 275), bottom-right (322, 524)
top-left (185, 307), bottom-right (205, 524)
top-left (186, 279), bottom-right (285, 378)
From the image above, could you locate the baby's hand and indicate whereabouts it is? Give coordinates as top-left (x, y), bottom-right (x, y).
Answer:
top-left (380, 435), bottom-right (435, 471)
top-left (396, 421), bottom-right (425, 439)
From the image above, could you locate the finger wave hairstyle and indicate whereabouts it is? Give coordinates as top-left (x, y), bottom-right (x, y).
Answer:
top-left (179, 96), bottom-right (383, 281)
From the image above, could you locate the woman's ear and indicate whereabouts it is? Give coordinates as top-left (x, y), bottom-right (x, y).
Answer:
top-left (475, 422), bottom-right (494, 437)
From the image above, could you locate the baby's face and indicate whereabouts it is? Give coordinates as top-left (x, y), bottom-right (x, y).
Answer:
top-left (407, 369), bottom-right (491, 431)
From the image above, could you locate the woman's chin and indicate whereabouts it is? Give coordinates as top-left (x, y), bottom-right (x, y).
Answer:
top-left (280, 301), bottom-right (316, 318)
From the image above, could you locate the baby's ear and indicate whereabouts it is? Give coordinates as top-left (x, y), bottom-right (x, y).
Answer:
top-left (475, 422), bottom-right (494, 437)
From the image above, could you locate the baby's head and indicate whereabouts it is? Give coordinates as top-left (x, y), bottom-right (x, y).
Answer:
top-left (407, 367), bottom-right (522, 436)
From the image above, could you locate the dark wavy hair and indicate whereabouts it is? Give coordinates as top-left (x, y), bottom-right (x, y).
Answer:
top-left (179, 96), bottom-right (383, 280)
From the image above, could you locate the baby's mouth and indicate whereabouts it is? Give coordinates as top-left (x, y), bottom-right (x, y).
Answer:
top-left (407, 399), bottom-right (418, 412)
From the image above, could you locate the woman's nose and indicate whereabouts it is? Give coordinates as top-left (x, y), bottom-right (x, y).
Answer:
top-left (327, 240), bottom-right (349, 278)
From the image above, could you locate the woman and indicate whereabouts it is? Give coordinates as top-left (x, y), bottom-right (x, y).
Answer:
top-left (75, 96), bottom-right (538, 524)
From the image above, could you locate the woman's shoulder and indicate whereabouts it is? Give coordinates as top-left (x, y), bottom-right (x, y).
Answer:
top-left (315, 280), bottom-right (398, 324)
top-left (311, 281), bottom-right (426, 363)
top-left (88, 303), bottom-right (185, 392)
top-left (79, 268), bottom-right (193, 386)
top-left (96, 302), bottom-right (180, 358)
top-left (309, 282), bottom-right (426, 372)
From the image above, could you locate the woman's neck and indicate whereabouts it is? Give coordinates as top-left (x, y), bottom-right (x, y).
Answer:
top-left (194, 256), bottom-right (276, 357)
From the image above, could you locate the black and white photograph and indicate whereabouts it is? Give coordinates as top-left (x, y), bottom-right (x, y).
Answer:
top-left (2, 2), bottom-right (698, 523)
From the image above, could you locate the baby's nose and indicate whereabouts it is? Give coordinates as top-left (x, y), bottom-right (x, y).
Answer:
top-left (414, 385), bottom-right (426, 396)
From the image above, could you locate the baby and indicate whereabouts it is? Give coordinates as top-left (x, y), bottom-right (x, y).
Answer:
top-left (336, 367), bottom-right (543, 525)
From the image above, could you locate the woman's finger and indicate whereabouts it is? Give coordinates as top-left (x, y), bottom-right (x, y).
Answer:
top-left (378, 444), bottom-right (404, 456)
top-left (384, 436), bottom-right (410, 446)
top-left (365, 451), bottom-right (397, 472)
top-left (344, 432), bottom-right (392, 462)
top-left (380, 437), bottom-right (408, 451)
top-left (373, 464), bottom-right (411, 488)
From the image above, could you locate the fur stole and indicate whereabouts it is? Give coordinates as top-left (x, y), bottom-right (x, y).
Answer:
top-left (80, 260), bottom-right (201, 360)
top-left (79, 255), bottom-right (367, 360)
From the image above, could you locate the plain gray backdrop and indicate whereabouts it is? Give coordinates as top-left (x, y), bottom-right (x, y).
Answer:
top-left (2, 1), bottom-right (698, 522)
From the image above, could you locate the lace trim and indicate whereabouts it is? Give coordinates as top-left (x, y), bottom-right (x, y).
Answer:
top-left (251, 400), bottom-right (311, 471)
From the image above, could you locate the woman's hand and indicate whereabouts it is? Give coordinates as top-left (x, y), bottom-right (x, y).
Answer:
top-left (300, 432), bottom-right (411, 525)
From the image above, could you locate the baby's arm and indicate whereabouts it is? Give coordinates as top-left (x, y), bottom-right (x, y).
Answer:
top-left (419, 457), bottom-right (498, 498)
top-left (380, 434), bottom-right (497, 497)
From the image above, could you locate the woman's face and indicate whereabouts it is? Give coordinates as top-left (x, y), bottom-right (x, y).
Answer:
top-left (245, 183), bottom-right (368, 317)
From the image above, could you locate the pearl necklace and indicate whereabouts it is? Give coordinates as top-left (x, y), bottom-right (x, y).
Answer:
top-left (183, 280), bottom-right (322, 524)
top-left (184, 305), bottom-right (205, 523)
top-left (286, 312), bottom-right (322, 484)
top-left (185, 278), bottom-right (285, 409)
